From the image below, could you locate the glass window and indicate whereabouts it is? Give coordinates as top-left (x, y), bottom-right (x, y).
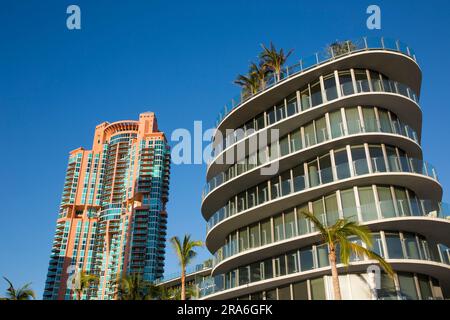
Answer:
top-left (249, 223), bottom-right (260, 248)
top-left (280, 171), bottom-right (292, 196)
top-left (398, 273), bottom-right (418, 300)
top-left (274, 215), bottom-right (284, 242)
top-left (262, 259), bottom-right (273, 280)
top-left (292, 165), bottom-right (305, 192)
top-left (300, 246), bottom-right (314, 271)
top-left (386, 146), bottom-right (400, 172)
top-left (284, 210), bottom-right (296, 239)
top-left (297, 205), bottom-right (311, 235)
top-left (308, 159), bottom-right (320, 187)
top-left (270, 177), bottom-right (280, 200)
top-left (362, 107), bottom-right (377, 132)
top-left (250, 262), bottom-right (261, 282)
top-left (334, 148), bottom-right (350, 179)
top-left (255, 113), bottom-right (265, 131)
top-left (310, 278), bottom-right (326, 300)
top-left (287, 94), bottom-right (298, 117)
top-left (385, 233), bottom-right (404, 259)
top-left (304, 122), bottom-right (316, 147)
top-left (261, 219), bottom-right (272, 246)
top-left (274, 255), bottom-right (286, 277)
top-left (287, 251), bottom-right (299, 274)
top-left (316, 244), bottom-right (330, 268)
top-left (290, 130), bottom-right (302, 152)
top-left (346, 107), bottom-right (362, 134)
top-left (324, 74), bottom-right (338, 101)
top-left (293, 281), bottom-right (308, 300)
top-left (237, 191), bottom-right (247, 212)
top-left (278, 285), bottom-right (291, 300)
top-left (378, 109), bottom-right (392, 133)
top-left (267, 107), bottom-right (276, 125)
top-left (351, 146), bottom-right (369, 175)
top-left (239, 266), bottom-right (249, 285)
top-left (378, 186), bottom-right (396, 218)
top-left (339, 71), bottom-right (354, 96)
top-left (403, 233), bottom-right (420, 259)
top-left (257, 182), bottom-right (268, 204)
top-left (325, 193), bottom-right (339, 226)
top-left (239, 227), bottom-right (249, 252)
top-left (275, 103), bottom-right (286, 122)
top-left (247, 187), bottom-right (257, 209)
top-left (341, 189), bottom-right (358, 221)
top-left (310, 81), bottom-right (323, 106)
top-left (313, 199), bottom-right (326, 226)
top-left (329, 110), bottom-right (344, 138)
top-left (279, 135), bottom-right (290, 157)
top-left (368, 233), bottom-right (384, 258)
top-left (300, 86), bottom-right (311, 111)
top-left (319, 154), bottom-right (333, 184)
top-left (370, 71), bottom-right (383, 92)
top-left (369, 145), bottom-right (386, 173)
top-left (354, 69), bottom-right (369, 93)
top-left (418, 275), bottom-right (433, 300)
top-left (395, 188), bottom-right (411, 216)
top-left (315, 117), bottom-right (328, 144)
top-left (358, 186), bottom-right (378, 221)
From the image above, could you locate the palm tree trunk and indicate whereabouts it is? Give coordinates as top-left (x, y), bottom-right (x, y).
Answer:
top-left (76, 290), bottom-right (81, 301)
top-left (181, 266), bottom-right (186, 300)
top-left (329, 246), bottom-right (342, 300)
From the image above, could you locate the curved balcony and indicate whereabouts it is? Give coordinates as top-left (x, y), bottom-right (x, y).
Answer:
top-left (204, 150), bottom-right (439, 221)
top-left (201, 260), bottom-right (449, 300)
top-left (210, 71), bottom-right (421, 177)
top-left (205, 161), bottom-right (441, 251)
top-left (203, 231), bottom-right (450, 298)
top-left (212, 204), bottom-right (450, 273)
top-left (214, 37), bottom-right (420, 140)
top-left (203, 110), bottom-right (421, 201)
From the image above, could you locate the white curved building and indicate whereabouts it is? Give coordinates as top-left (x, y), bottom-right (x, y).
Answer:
top-left (199, 37), bottom-right (450, 300)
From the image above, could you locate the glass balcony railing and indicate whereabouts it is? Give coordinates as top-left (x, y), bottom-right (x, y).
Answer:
top-left (203, 115), bottom-right (421, 200)
top-left (206, 157), bottom-right (439, 233)
top-left (215, 37), bottom-right (417, 127)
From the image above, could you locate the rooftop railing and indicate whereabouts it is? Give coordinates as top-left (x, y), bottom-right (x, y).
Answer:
top-left (216, 37), bottom-right (417, 127)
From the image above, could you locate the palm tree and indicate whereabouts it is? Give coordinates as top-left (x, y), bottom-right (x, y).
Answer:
top-left (259, 42), bottom-right (293, 81)
top-left (249, 61), bottom-right (269, 90)
top-left (170, 234), bottom-right (203, 300)
top-left (234, 71), bottom-right (259, 97)
top-left (327, 40), bottom-right (357, 57)
top-left (73, 271), bottom-right (98, 300)
top-left (2, 277), bottom-right (35, 300)
top-left (298, 211), bottom-right (393, 300)
top-left (117, 273), bottom-right (159, 300)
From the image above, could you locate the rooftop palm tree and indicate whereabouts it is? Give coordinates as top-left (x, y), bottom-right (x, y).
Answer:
top-left (2, 277), bottom-right (35, 300)
top-left (234, 71), bottom-right (259, 97)
top-left (298, 211), bottom-right (394, 300)
top-left (259, 42), bottom-right (293, 81)
top-left (73, 270), bottom-right (98, 300)
top-left (170, 234), bottom-right (203, 300)
top-left (117, 273), bottom-right (159, 300)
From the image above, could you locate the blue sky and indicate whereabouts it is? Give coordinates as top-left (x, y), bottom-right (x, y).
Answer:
top-left (0, 0), bottom-right (449, 297)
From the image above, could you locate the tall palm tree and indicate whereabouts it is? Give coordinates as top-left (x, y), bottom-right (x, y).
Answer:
top-left (170, 234), bottom-right (203, 300)
top-left (2, 277), bottom-right (35, 300)
top-left (249, 61), bottom-right (269, 90)
top-left (117, 273), bottom-right (158, 300)
top-left (259, 42), bottom-right (293, 81)
top-left (73, 271), bottom-right (98, 300)
top-left (298, 211), bottom-right (393, 300)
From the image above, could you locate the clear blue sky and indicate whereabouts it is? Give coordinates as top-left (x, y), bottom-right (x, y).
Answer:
top-left (1, 0), bottom-right (449, 298)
